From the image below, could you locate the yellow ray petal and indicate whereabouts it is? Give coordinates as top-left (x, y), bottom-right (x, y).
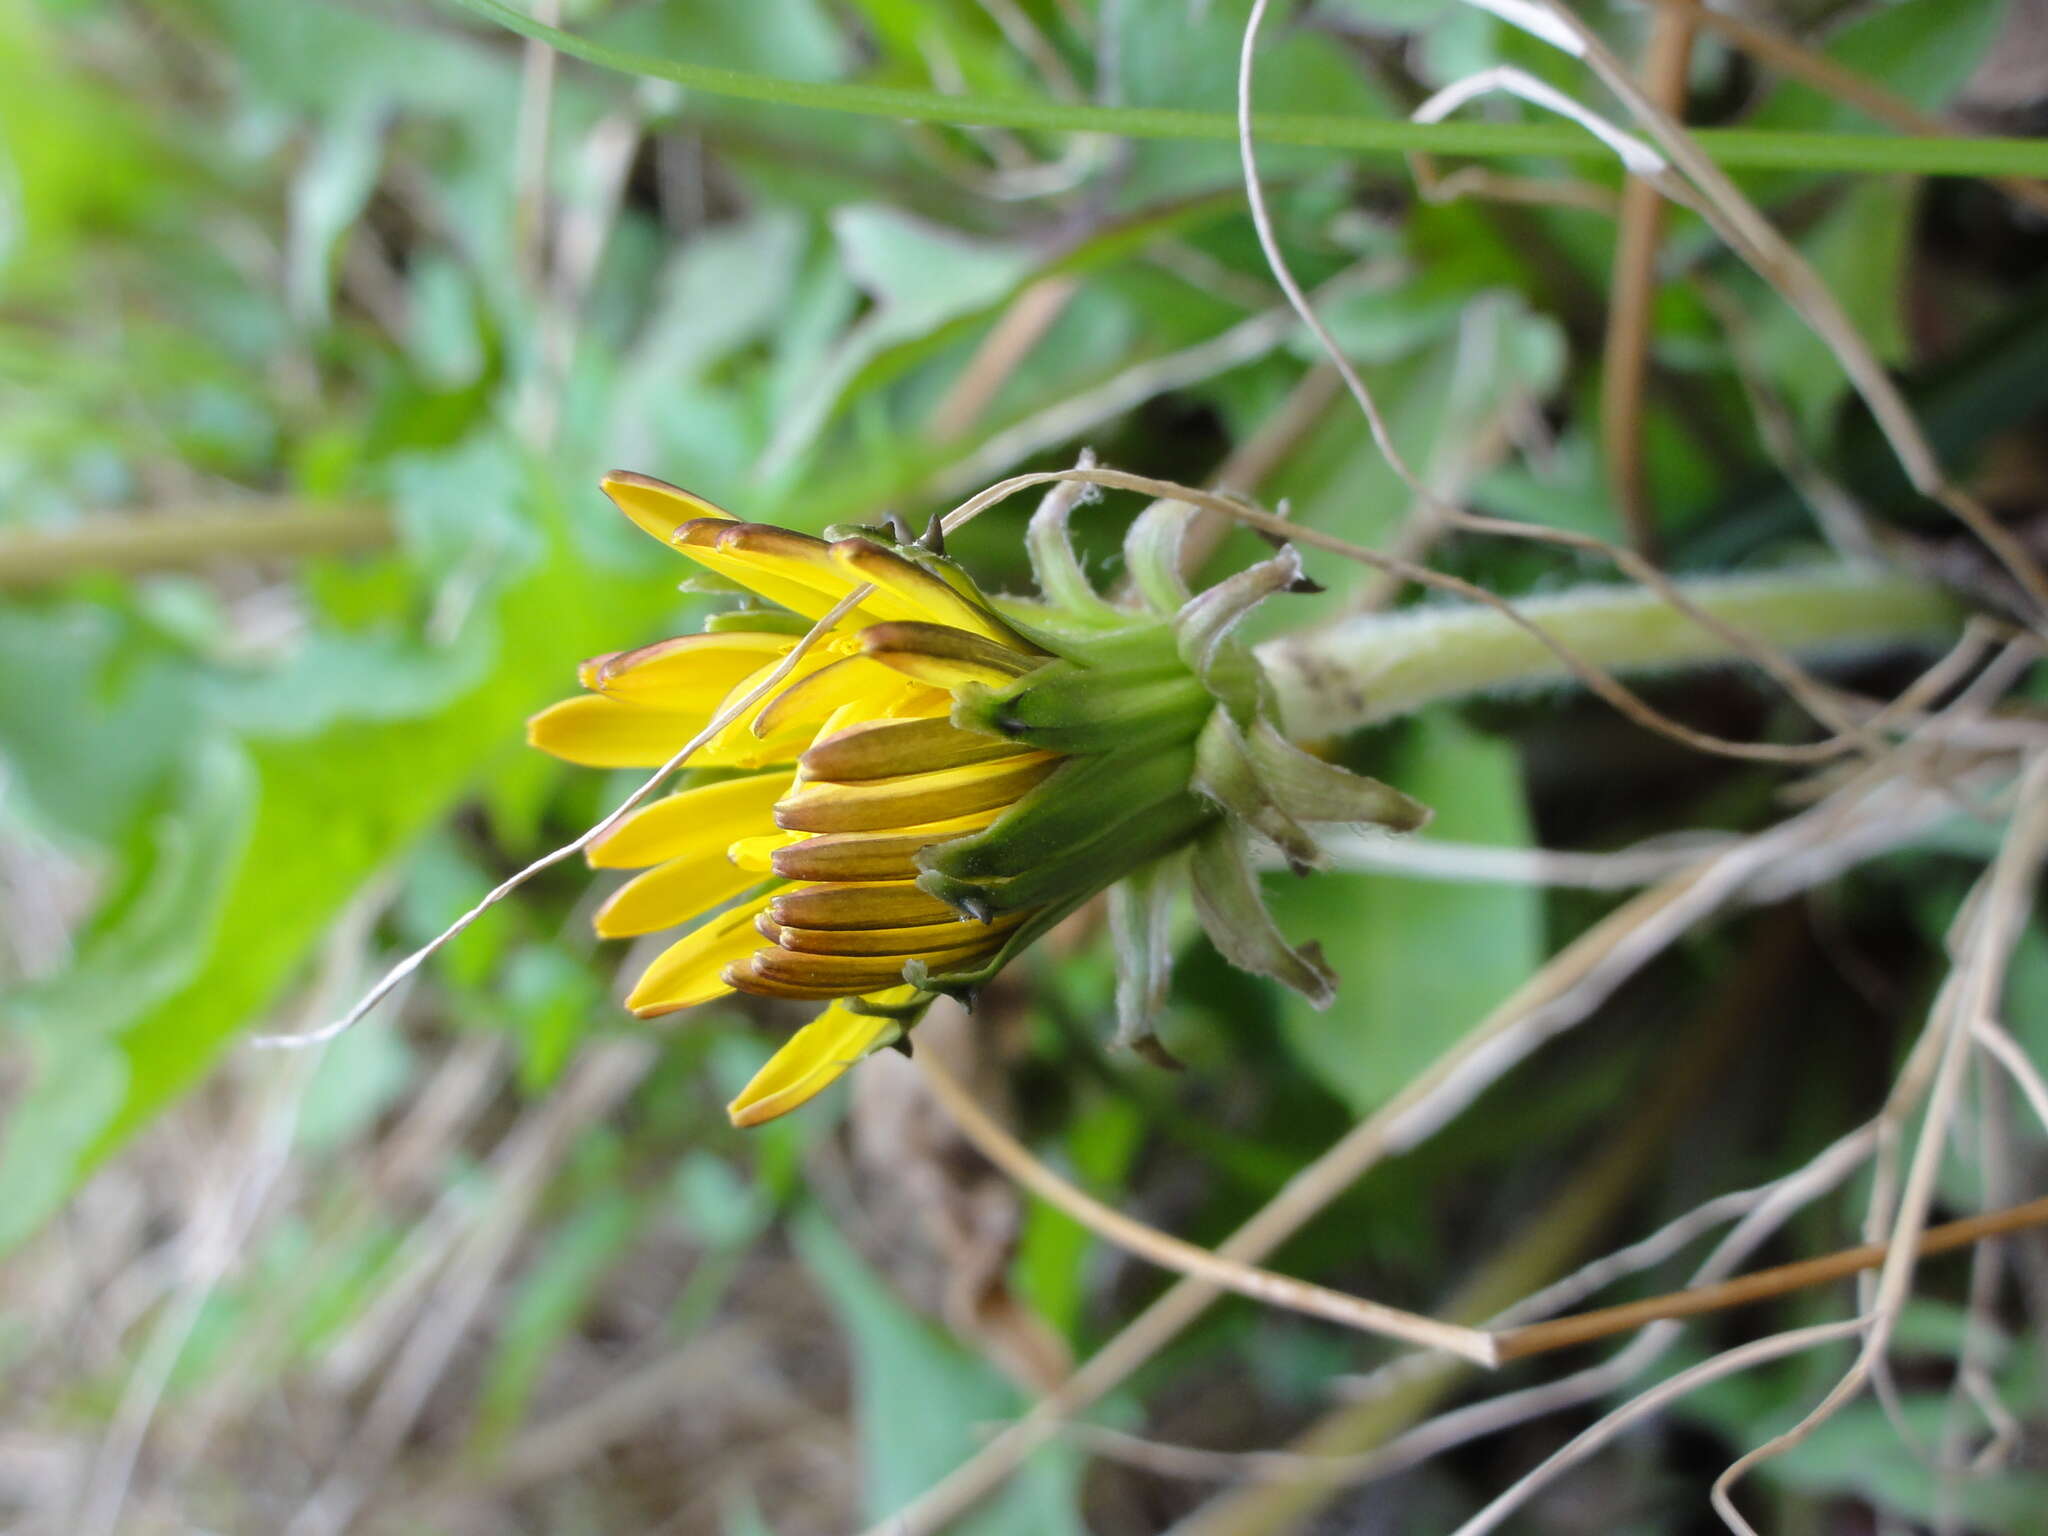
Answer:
top-left (883, 686), bottom-right (955, 719)
top-left (600, 471), bottom-right (737, 545)
top-left (751, 652), bottom-right (927, 739)
top-left (727, 991), bottom-right (922, 1127)
top-left (529, 696), bottom-right (807, 772)
top-left (588, 771), bottom-right (792, 869)
top-left (727, 831), bottom-right (801, 872)
top-left (595, 850), bottom-right (766, 939)
top-left (626, 895), bottom-right (776, 1018)
top-left (527, 695), bottom-right (709, 768)
top-left (588, 631), bottom-right (803, 711)
top-left (704, 649), bottom-right (855, 759)
top-left (774, 752), bottom-right (1060, 834)
top-left (828, 537), bottom-right (1028, 647)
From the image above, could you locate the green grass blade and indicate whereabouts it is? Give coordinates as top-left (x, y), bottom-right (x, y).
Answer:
top-left (445, 0), bottom-right (2048, 180)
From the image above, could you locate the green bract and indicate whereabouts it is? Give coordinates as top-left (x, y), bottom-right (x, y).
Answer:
top-left (876, 487), bottom-right (1432, 1055)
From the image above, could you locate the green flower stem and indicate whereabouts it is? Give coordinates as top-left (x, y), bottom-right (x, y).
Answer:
top-left (446, 0), bottom-right (2048, 181)
top-left (1255, 566), bottom-right (1964, 738)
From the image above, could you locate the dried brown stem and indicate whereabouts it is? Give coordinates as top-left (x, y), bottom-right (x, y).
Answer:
top-left (1495, 1195), bottom-right (2048, 1363)
top-left (1647, 0), bottom-right (2048, 220)
top-left (1601, 4), bottom-right (1694, 560)
top-left (915, 1041), bottom-right (1499, 1363)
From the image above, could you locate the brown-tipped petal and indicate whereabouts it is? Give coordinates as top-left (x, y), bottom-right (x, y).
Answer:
top-left (828, 537), bottom-right (1028, 647)
top-left (770, 881), bottom-right (967, 931)
top-left (577, 650), bottom-right (623, 690)
top-left (773, 910), bottom-right (1029, 956)
top-left (751, 943), bottom-right (997, 994)
top-left (669, 519), bottom-right (873, 623)
top-left (697, 650), bottom-right (850, 764)
top-left (860, 621), bottom-right (1041, 689)
top-left (770, 831), bottom-right (937, 883)
top-left (592, 631), bottom-right (801, 710)
top-left (774, 753), bottom-right (1059, 833)
top-left (799, 716), bottom-right (1028, 782)
top-left (750, 652), bottom-right (922, 739)
top-left (600, 471), bottom-right (737, 546)
top-left (722, 955), bottom-right (864, 1001)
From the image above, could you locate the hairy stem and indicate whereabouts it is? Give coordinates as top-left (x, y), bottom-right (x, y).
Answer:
top-left (1256, 566), bottom-right (1963, 738)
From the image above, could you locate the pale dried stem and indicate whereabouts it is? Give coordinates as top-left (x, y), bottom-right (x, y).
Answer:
top-left (1938, 1058), bottom-right (2019, 1521)
top-left (524, 109), bottom-right (640, 445)
top-left (1450, 1319), bottom-right (1870, 1536)
top-left (511, 0), bottom-right (560, 293)
top-left (1975, 1018), bottom-right (2048, 1135)
top-left (284, 1040), bottom-right (654, 1536)
top-left (68, 899), bottom-right (378, 1536)
top-left (1644, 0), bottom-right (2048, 219)
top-left (1238, 7), bottom-right (1905, 762)
top-left (417, 1327), bottom-right (766, 1503)
top-left (914, 1044), bottom-right (1499, 1364)
top-left (1522, 0), bottom-right (2048, 618)
top-left (1711, 752), bottom-right (2048, 1532)
top-left (929, 276), bottom-right (1082, 443)
top-left (862, 766), bottom-right (1956, 1535)
top-left (1133, 1127), bottom-right (1879, 1497)
top-left (1408, 156), bottom-right (1619, 214)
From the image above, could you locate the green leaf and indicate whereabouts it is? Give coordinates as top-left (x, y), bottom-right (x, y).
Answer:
top-left (1749, 177), bottom-right (1915, 439)
top-left (0, 606), bottom-right (200, 845)
top-left (1265, 711), bottom-right (1538, 1114)
top-left (287, 99), bottom-right (388, 329)
top-left (0, 451), bottom-right (692, 1252)
top-left (1748, 0), bottom-right (2009, 130)
top-left (0, 734), bottom-right (254, 1250)
top-left (296, 1017), bottom-right (416, 1152)
top-left (760, 206), bottom-right (1038, 475)
top-left (446, 0), bottom-right (2048, 180)
top-left (791, 1212), bottom-right (1084, 1535)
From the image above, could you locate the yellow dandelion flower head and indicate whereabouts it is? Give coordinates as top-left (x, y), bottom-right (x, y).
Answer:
top-left (529, 473), bottom-right (1070, 1126)
top-left (531, 471), bottom-right (1431, 1128)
